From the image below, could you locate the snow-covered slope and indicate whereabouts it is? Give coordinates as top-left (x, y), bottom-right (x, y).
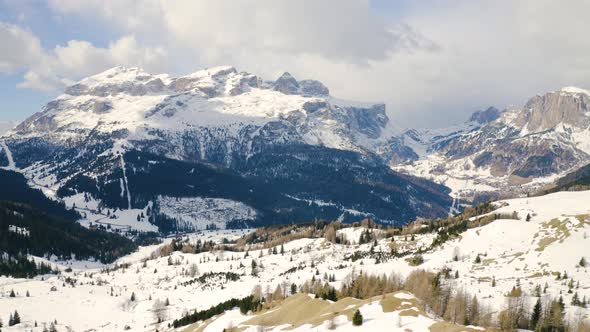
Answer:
top-left (11, 66), bottom-right (389, 154)
top-left (177, 292), bottom-right (482, 332)
top-left (390, 88), bottom-right (590, 202)
top-left (1, 189), bottom-right (588, 331)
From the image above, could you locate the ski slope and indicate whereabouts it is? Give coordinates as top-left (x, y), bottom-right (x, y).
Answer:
top-left (0, 140), bottom-right (16, 170)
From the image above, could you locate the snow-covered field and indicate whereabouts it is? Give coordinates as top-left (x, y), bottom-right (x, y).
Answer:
top-left (1, 190), bottom-right (589, 331)
top-left (156, 195), bottom-right (257, 230)
top-left (63, 193), bottom-right (159, 233)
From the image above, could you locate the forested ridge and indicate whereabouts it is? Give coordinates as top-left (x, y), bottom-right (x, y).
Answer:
top-left (0, 170), bottom-right (137, 277)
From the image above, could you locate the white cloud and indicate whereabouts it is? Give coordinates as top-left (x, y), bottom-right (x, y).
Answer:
top-left (5, 1), bottom-right (590, 127)
top-left (1, 28), bottom-right (170, 92)
top-left (384, 0), bottom-right (590, 126)
top-left (48, 0), bottom-right (426, 63)
top-left (0, 23), bottom-right (43, 72)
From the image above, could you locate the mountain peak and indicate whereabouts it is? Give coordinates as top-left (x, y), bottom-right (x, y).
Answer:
top-left (184, 66), bottom-right (238, 79)
top-left (274, 72), bottom-right (300, 95)
top-left (277, 72), bottom-right (295, 80)
top-left (271, 72), bottom-right (330, 97)
top-left (514, 87), bottom-right (590, 132)
top-left (64, 66), bottom-right (167, 97)
top-left (469, 106), bottom-right (500, 124)
top-left (85, 66), bottom-right (155, 82)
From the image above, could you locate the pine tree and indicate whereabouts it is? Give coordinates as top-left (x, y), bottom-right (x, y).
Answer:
top-left (9, 311), bottom-right (20, 326)
top-left (572, 292), bottom-right (580, 306)
top-left (352, 309), bottom-right (363, 326)
top-left (530, 298), bottom-right (541, 330)
top-left (9, 289), bottom-right (15, 297)
top-left (580, 257), bottom-right (587, 267)
top-left (474, 254), bottom-right (481, 264)
top-left (491, 276), bottom-right (496, 287)
top-left (130, 292), bottom-right (136, 302)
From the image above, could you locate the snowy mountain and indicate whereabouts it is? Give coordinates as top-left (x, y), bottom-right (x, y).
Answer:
top-left (390, 87), bottom-right (590, 202)
top-left (11, 66), bottom-right (390, 154)
top-left (1, 189), bottom-right (589, 331)
top-left (0, 66), bottom-right (451, 232)
top-left (5, 66), bottom-right (589, 229)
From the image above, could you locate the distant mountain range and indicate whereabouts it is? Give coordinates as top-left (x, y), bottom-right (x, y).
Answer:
top-left (2, 65), bottom-right (590, 232)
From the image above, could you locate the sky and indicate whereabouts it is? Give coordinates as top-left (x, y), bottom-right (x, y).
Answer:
top-left (0, 0), bottom-right (589, 128)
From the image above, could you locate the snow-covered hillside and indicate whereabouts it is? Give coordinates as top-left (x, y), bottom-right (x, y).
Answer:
top-left (1, 189), bottom-right (588, 331)
top-left (156, 196), bottom-right (257, 230)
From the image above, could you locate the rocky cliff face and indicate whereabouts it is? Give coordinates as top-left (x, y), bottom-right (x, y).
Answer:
top-left (514, 87), bottom-right (590, 132)
top-left (469, 107), bottom-right (500, 124)
top-left (390, 87), bottom-right (590, 200)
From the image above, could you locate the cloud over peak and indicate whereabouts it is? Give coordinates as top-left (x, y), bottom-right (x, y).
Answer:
top-left (1, 0), bottom-right (590, 127)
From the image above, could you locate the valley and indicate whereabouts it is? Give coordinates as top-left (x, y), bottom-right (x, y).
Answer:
top-left (1, 2), bottom-right (590, 331)
top-left (1, 67), bottom-right (590, 332)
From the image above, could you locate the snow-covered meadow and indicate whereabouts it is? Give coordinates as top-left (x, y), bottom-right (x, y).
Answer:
top-left (1, 190), bottom-right (589, 331)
